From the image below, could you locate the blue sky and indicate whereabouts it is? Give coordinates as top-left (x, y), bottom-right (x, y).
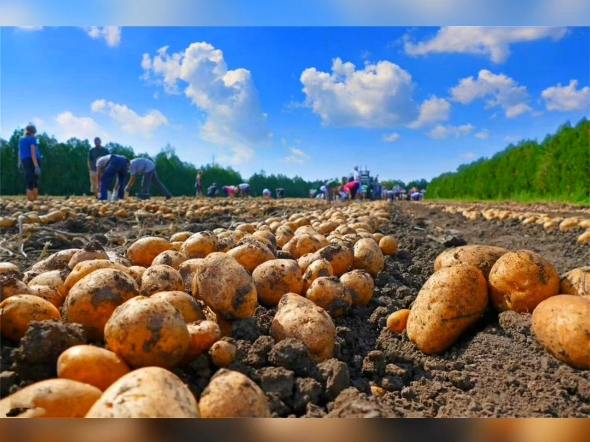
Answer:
top-left (1, 26), bottom-right (588, 183)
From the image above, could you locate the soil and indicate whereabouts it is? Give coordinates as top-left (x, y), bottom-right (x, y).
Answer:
top-left (0, 198), bottom-right (589, 418)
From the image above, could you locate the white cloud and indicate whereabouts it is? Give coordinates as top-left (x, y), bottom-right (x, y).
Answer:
top-left (83, 26), bottom-right (121, 47)
top-left (284, 147), bottom-right (309, 164)
top-left (541, 80), bottom-right (590, 112)
top-left (504, 135), bottom-right (522, 143)
top-left (294, 138), bottom-right (302, 144)
top-left (142, 42), bottom-right (271, 164)
top-left (360, 50), bottom-right (371, 59)
top-left (55, 112), bottom-right (108, 141)
top-left (474, 129), bottom-right (490, 139)
top-left (300, 57), bottom-right (419, 128)
top-left (450, 70), bottom-right (532, 118)
top-left (428, 124), bottom-right (475, 139)
top-left (32, 118), bottom-right (45, 127)
top-left (408, 95), bottom-right (450, 128)
top-left (461, 152), bottom-right (477, 160)
top-left (382, 132), bottom-right (400, 142)
top-left (403, 27), bottom-right (568, 63)
top-left (91, 99), bottom-right (168, 137)
top-left (17, 26), bottom-right (43, 31)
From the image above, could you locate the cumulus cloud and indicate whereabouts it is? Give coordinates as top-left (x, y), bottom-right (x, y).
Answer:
top-left (300, 57), bottom-right (419, 128)
top-left (541, 80), bottom-right (590, 112)
top-left (83, 26), bottom-right (121, 47)
top-left (91, 99), bottom-right (168, 137)
top-left (284, 147), bottom-right (309, 164)
top-left (382, 133), bottom-right (400, 142)
top-left (474, 129), bottom-right (490, 139)
top-left (141, 42), bottom-right (271, 164)
top-left (428, 124), bottom-right (474, 139)
top-left (55, 112), bottom-right (108, 141)
top-left (450, 70), bottom-right (532, 118)
top-left (408, 95), bottom-right (450, 128)
top-left (403, 27), bottom-right (568, 63)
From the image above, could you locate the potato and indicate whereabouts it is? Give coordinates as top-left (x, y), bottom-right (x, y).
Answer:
top-left (198, 369), bottom-right (270, 418)
top-left (312, 244), bottom-right (354, 277)
top-left (282, 234), bottom-right (323, 259)
top-left (252, 259), bottom-right (304, 306)
top-left (577, 230), bottom-right (590, 244)
top-left (0, 274), bottom-right (33, 300)
top-left (127, 236), bottom-right (173, 267)
top-left (151, 291), bottom-right (205, 323)
top-left (488, 250), bottom-right (559, 313)
top-left (151, 250), bottom-right (188, 269)
top-left (0, 295), bottom-right (62, 341)
top-left (209, 340), bottom-right (237, 368)
top-left (104, 296), bottom-right (190, 369)
top-left (406, 264), bottom-right (489, 354)
top-left (434, 244), bottom-right (509, 280)
top-left (302, 259), bottom-right (334, 293)
top-left (305, 276), bottom-right (352, 318)
top-left (271, 292), bottom-right (336, 362)
top-left (63, 259), bottom-right (131, 295)
top-left (180, 320), bottom-right (222, 365)
top-left (560, 267), bottom-right (590, 298)
top-left (63, 268), bottom-right (139, 341)
top-left (68, 244), bottom-right (109, 269)
top-left (227, 241), bottom-right (275, 273)
top-left (105, 250), bottom-right (133, 267)
top-left (30, 248), bottom-right (79, 273)
top-left (373, 232), bottom-right (385, 243)
top-left (386, 309), bottom-right (411, 333)
top-left (0, 378), bottom-right (102, 418)
top-left (195, 252), bottom-right (258, 321)
top-left (57, 345), bottom-right (131, 391)
top-left (340, 269), bottom-right (375, 306)
top-left (353, 238), bottom-right (385, 277)
top-left (28, 284), bottom-right (64, 309)
top-left (532, 295), bottom-right (590, 369)
top-left (170, 231), bottom-right (193, 242)
top-left (275, 226), bottom-right (295, 248)
top-left (85, 367), bottom-right (200, 417)
top-left (298, 253), bottom-right (317, 272)
top-left (181, 231), bottom-right (219, 259)
top-left (140, 264), bottom-right (184, 296)
top-left (379, 235), bottom-right (399, 256)
top-left (127, 265), bottom-right (146, 284)
top-left (0, 262), bottom-right (20, 278)
top-left (28, 269), bottom-right (68, 297)
top-left (180, 258), bottom-right (205, 293)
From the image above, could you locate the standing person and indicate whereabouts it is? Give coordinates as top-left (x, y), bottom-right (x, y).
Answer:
top-left (353, 166), bottom-right (361, 183)
top-left (88, 137), bottom-right (109, 196)
top-left (195, 171), bottom-right (203, 197)
top-left (237, 183), bottom-right (250, 197)
top-left (96, 154), bottom-right (129, 201)
top-left (125, 157), bottom-right (172, 200)
top-left (18, 123), bottom-right (41, 201)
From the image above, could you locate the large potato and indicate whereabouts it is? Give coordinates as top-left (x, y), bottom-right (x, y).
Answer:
top-left (559, 267), bottom-right (590, 298)
top-left (0, 379), bottom-right (102, 418)
top-left (68, 244), bottom-right (109, 269)
top-left (127, 237), bottom-right (173, 267)
top-left (151, 291), bottom-right (205, 323)
top-left (312, 244), bottom-right (354, 277)
top-left (28, 270), bottom-right (68, 297)
top-left (252, 259), bottom-right (304, 306)
top-left (379, 235), bottom-right (399, 256)
top-left (282, 234), bottom-right (323, 259)
top-left (30, 248), bottom-right (79, 273)
top-left (151, 250), bottom-right (188, 269)
top-left (28, 284), bottom-right (64, 309)
top-left (305, 276), bottom-right (352, 317)
top-left (139, 264), bottom-right (184, 296)
top-left (340, 269), bottom-right (375, 306)
top-left (63, 259), bottom-right (131, 295)
top-left (0, 274), bottom-right (33, 300)
top-left (406, 264), bottom-right (489, 354)
top-left (270, 293), bottom-right (336, 362)
top-left (179, 258), bottom-right (204, 293)
top-left (352, 238), bottom-right (384, 277)
top-left (85, 367), bottom-right (200, 417)
top-left (434, 244), bottom-right (509, 279)
top-left (181, 231), bottom-right (219, 259)
top-left (0, 295), bottom-right (62, 341)
top-left (198, 369), bottom-right (270, 418)
top-left (532, 295), bottom-right (590, 369)
top-left (227, 240), bottom-right (275, 273)
top-left (195, 252), bottom-right (258, 321)
top-left (104, 296), bottom-right (190, 369)
top-left (63, 268), bottom-right (139, 341)
top-left (488, 250), bottom-right (559, 313)
top-left (302, 259), bottom-right (333, 293)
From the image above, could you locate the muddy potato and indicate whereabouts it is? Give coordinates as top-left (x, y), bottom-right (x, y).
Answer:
top-left (353, 238), bottom-right (385, 277)
top-left (305, 276), bottom-right (352, 318)
top-left (104, 296), bottom-right (190, 369)
top-left (126, 236), bottom-right (173, 267)
top-left (63, 259), bottom-right (131, 295)
top-left (252, 259), bottom-right (304, 306)
top-left (406, 264), bottom-right (489, 354)
top-left (85, 366), bottom-right (200, 417)
top-left (139, 264), bottom-right (184, 297)
top-left (151, 291), bottom-right (205, 323)
top-left (298, 253), bottom-right (317, 273)
top-left (127, 265), bottom-right (146, 284)
top-left (181, 231), bottom-right (219, 259)
top-left (302, 259), bottom-right (334, 293)
top-left (0, 378), bottom-right (102, 418)
top-left (434, 244), bottom-right (509, 280)
top-left (252, 230), bottom-right (277, 249)
top-left (489, 250), bottom-right (559, 313)
top-left (227, 241), bottom-right (275, 273)
top-left (198, 369), bottom-right (270, 418)
top-left (379, 235), bottom-right (399, 256)
top-left (282, 234), bottom-right (323, 259)
top-left (28, 269), bottom-right (68, 297)
top-left (0, 295), bottom-right (62, 341)
top-left (170, 231), bottom-right (193, 242)
top-left (340, 269), bottom-right (375, 306)
top-left (312, 244), bottom-right (354, 277)
top-left (532, 295), bottom-right (590, 369)
top-left (151, 250), bottom-right (188, 269)
top-left (195, 252), bottom-right (258, 321)
top-left (0, 262), bottom-right (20, 278)
top-left (0, 274), bottom-right (33, 300)
top-left (105, 250), bottom-right (133, 267)
top-left (386, 309), bottom-right (411, 333)
top-left (180, 320), bottom-right (222, 365)
top-left (29, 285), bottom-right (64, 309)
top-left (57, 345), bottom-right (131, 391)
top-left (68, 244), bottom-right (109, 269)
top-left (63, 268), bottom-right (139, 341)
top-left (30, 248), bottom-right (79, 273)
top-left (560, 267), bottom-right (590, 298)
top-left (209, 340), bottom-right (237, 368)
top-left (275, 226), bottom-right (295, 248)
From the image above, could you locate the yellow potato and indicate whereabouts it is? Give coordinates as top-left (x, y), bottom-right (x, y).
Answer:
top-left (151, 250), bottom-right (188, 269)
top-left (226, 240), bottom-right (275, 273)
top-left (282, 234), bottom-right (323, 259)
top-left (0, 262), bottom-right (20, 278)
top-left (252, 259), bottom-right (304, 306)
top-left (30, 248), bottom-right (79, 273)
top-left (139, 264), bottom-right (184, 296)
top-left (305, 276), bottom-right (352, 317)
top-left (559, 266), bottom-right (590, 298)
top-left (63, 259), bottom-right (131, 295)
top-left (28, 270), bottom-right (68, 297)
top-left (0, 274), bottom-right (33, 300)
top-left (379, 235), bottom-right (399, 256)
top-left (0, 295), bottom-right (62, 341)
top-left (68, 245), bottom-right (109, 269)
top-left (209, 340), bottom-right (237, 368)
top-left (180, 320), bottom-right (222, 365)
top-left (386, 309), bottom-right (411, 333)
top-left (28, 284), bottom-right (64, 309)
top-left (434, 244), bottom-right (509, 280)
top-left (126, 237), bottom-right (173, 267)
top-left (340, 269), bottom-right (375, 306)
top-left (302, 259), bottom-right (334, 294)
top-left (353, 238), bottom-right (385, 277)
top-left (181, 231), bottom-right (219, 259)
top-left (312, 244), bottom-right (354, 277)
top-left (151, 291), bottom-right (205, 323)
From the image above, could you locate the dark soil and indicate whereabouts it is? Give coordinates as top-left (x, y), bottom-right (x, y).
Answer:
top-left (1, 198), bottom-right (589, 418)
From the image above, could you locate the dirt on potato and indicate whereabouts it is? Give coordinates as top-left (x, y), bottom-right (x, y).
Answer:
top-left (0, 196), bottom-right (589, 417)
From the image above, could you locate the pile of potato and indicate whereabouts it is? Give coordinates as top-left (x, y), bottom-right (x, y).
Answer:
top-left (0, 201), bottom-right (399, 418)
top-left (386, 244), bottom-right (590, 370)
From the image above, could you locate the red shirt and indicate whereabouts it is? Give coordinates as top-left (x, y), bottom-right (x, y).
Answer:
top-left (343, 181), bottom-right (358, 192)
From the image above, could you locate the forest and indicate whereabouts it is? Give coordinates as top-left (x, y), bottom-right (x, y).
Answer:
top-left (427, 118), bottom-right (590, 203)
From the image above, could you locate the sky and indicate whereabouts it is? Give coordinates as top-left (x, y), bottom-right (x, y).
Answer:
top-left (1, 25), bottom-right (589, 183)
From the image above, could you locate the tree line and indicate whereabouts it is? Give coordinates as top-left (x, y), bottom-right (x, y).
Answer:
top-left (426, 118), bottom-right (590, 203)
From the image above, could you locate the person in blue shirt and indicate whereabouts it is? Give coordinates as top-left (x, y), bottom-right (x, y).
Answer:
top-left (96, 154), bottom-right (130, 201)
top-left (18, 124), bottom-right (41, 201)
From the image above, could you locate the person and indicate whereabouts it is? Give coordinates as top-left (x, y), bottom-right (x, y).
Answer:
top-left (393, 184), bottom-right (401, 201)
top-left (88, 137), bottom-right (109, 196)
top-left (207, 183), bottom-right (219, 197)
top-left (18, 124), bottom-right (41, 201)
top-left (96, 154), bottom-right (129, 201)
top-left (353, 166), bottom-right (361, 183)
top-left (276, 188), bottom-right (285, 199)
top-left (262, 188), bottom-right (272, 199)
top-left (309, 189), bottom-right (318, 198)
top-left (237, 183), bottom-right (250, 197)
top-left (375, 175), bottom-right (382, 200)
top-left (343, 180), bottom-right (359, 200)
top-left (222, 185), bottom-right (237, 198)
top-left (320, 185), bottom-right (328, 200)
top-left (325, 178), bottom-right (340, 203)
top-left (195, 171), bottom-right (203, 197)
top-left (386, 189), bottom-right (394, 202)
top-left (360, 183), bottom-right (369, 200)
top-left (125, 157), bottom-right (172, 200)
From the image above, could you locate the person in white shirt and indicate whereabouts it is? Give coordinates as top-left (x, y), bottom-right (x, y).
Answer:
top-left (262, 188), bottom-right (271, 199)
top-left (125, 157), bottom-right (172, 200)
